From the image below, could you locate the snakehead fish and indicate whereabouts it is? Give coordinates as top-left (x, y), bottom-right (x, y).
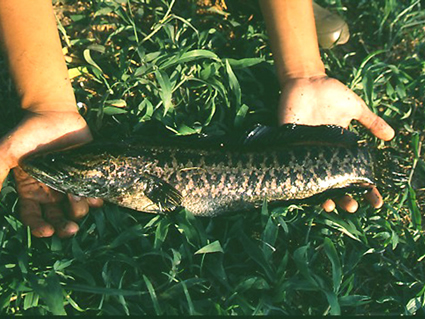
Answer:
top-left (20, 125), bottom-right (382, 216)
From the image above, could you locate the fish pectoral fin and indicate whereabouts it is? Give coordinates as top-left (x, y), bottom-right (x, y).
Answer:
top-left (143, 174), bottom-right (182, 213)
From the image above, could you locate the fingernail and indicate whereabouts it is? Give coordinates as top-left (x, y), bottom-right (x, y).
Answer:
top-left (32, 226), bottom-right (54, 238)
top-left (87, 197), bottom-right (102, 206)
top-left (58, 222), bottom-right (79, 238)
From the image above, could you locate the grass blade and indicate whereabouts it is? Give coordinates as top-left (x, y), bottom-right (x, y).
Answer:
top-left (143, 275), bottom-right (163, 315)
top-left (28, 272), bottom-right (66, 315)
top-left (225, 59), bottom-right (242, 108)
top-left (154, 70), bottom-right (173, 115)
top-left (323, 237), bottom-right (342, 293)
top-left (194, 240), bottom-right (224, 255)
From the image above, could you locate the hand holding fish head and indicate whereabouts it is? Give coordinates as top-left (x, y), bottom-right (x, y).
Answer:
top-left (0, 110), bottom-right (103, 237)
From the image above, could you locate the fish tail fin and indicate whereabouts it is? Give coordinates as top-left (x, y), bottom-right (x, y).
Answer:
top-left (375, 141), bottom-right (425, 212)
top-left (373, 148), bottom-right (408, 193)
top-left (410, 155), bottom-right (425, 210)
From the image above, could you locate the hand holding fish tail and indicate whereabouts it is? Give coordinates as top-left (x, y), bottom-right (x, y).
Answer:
top-left (260, 0), bottom-right (394, 213)
top-left (277, 76), bottom-right (392, 213)
top-left (278, 76), bottom-right (395, 141)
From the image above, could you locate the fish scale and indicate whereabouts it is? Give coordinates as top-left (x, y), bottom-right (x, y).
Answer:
top-left (21, 138), bottom-right (375, 216)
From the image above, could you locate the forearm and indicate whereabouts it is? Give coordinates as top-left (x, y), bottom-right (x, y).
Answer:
top-left (0, 0), bottom-right (76, 112)
top-left (260, 0), bottom-right (326, 85)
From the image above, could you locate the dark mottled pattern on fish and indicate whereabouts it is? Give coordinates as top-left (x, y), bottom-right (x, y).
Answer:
top-left (21, 140), bottom-right (375, 216)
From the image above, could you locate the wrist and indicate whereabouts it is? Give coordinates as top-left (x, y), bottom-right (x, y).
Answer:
top-left (280, 69), bottom-right (327, 86)
top-left (279, 59), bottom-right (326, 85)
top-left (20, 84), bottom-right (78, 113)
top-left (23, 100), bottom-right (79, 114)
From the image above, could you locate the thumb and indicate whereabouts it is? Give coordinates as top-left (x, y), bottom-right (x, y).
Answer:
top-left (0, 165), bottom-right (10, 192)
top-left (357, 106), bottom-right (395, 141)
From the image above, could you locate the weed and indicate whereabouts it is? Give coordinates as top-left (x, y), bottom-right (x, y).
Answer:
top-left (0, 0), bottom-right (424, 315)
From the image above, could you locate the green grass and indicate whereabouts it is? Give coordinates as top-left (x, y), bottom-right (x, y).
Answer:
top-left (0, 0), bottom-right (425, 315)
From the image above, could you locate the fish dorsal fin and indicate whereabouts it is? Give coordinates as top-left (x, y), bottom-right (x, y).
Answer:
top-left (243, 124), bottom-right (361, 148)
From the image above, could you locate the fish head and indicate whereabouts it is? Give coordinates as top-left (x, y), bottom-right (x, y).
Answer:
top-left (20, 148), bottom-right (114, 198)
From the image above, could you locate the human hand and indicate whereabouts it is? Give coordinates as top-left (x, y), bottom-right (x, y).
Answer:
top-left (0, 110), bottom-right (103, 237)
top-left (14, 167), bottom-right (103, 238)
top-left (0, 110), bottom-right (93, 188)
top-left (278, 75), bottom-right (395, 213)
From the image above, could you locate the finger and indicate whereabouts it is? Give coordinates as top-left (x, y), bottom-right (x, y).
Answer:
top-left (18, 198), bottom-right (55, 237)
top-left (12, 166), bottom-right (29, 182)
top-left (321, 199), bottom-right (336, 212)
top-left (14, 167), bottom-right (64, 203)
top-left (67, 194), bottom-right (90, 220)
top-left (364, 186), bottom-right (384, 209)
top-left (334, 195), bottom-right (358, 213)
top-left (42, 203), bottom-right (79, 238)
top-left (357, 108), bottom-right (395, 141)
top-left (87, 197), bottom-right (104, 207)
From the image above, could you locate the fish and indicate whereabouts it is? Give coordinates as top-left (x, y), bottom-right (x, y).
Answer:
top-left (20, 124), bottom-right (384, 216)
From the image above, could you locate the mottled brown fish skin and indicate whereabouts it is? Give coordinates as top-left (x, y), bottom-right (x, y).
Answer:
top-left (20, 142), bottom-right (375, 216)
